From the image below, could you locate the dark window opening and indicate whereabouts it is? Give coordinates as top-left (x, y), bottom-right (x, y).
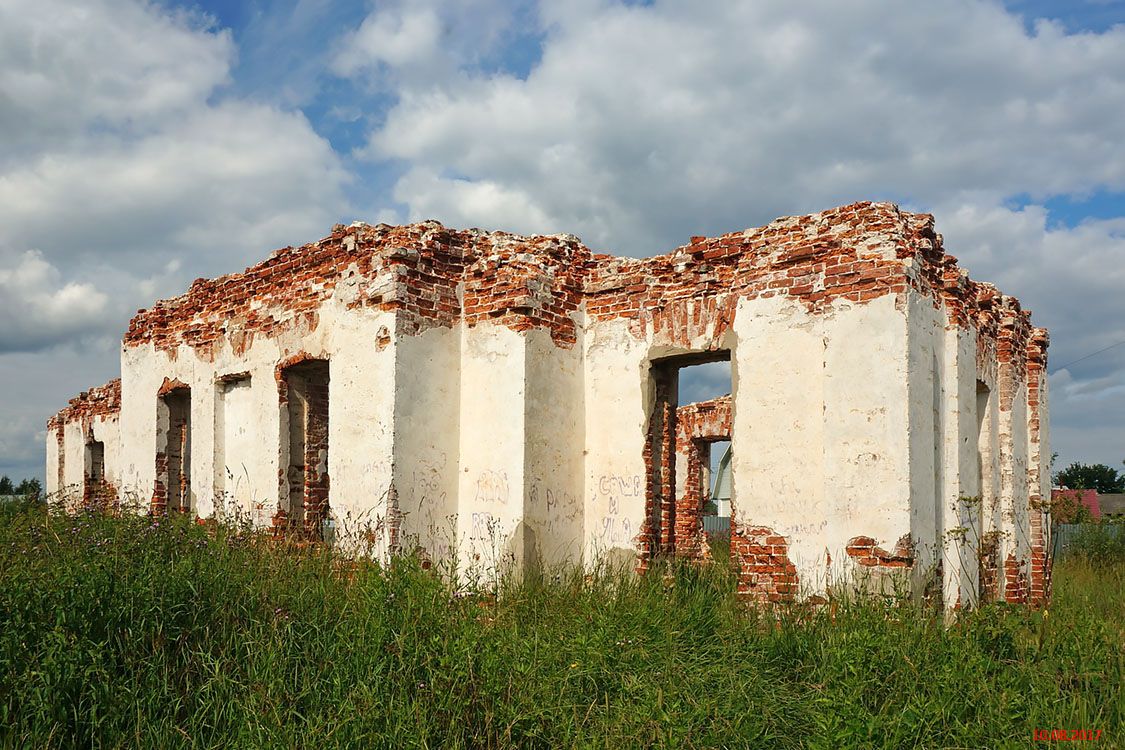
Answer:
top-left (86, 440), bottom-right (105, 483)
top-left (155, 388), bottom-right (191, 513)
top-left (83, 439), bottom-right (107, 508)
top-left (280, 359), bottom-right (330, 538)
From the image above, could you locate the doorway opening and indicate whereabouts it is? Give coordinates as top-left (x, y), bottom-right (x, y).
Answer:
top-left (83, 439), bottom-right (106, 509)
top-left (279, 359), bottom-right (330, 538)
top-left (155, 386), bottom-right (191, 513)
top-left (644, 352), bottom-right (732, 568)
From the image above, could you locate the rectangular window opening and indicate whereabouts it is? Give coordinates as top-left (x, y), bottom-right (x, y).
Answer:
top-left (84, 439), bottom-right (106, 508)
top-left (156, 388), bottom-right (191, 513)
top-left (280, 360), bottom-right (330, 538)
top-left (215, 374), bottom-right (253, 517)
top-left (86, 440), bottom-right (105, 483)
top-left (976, 380), bottom-right (996, 524)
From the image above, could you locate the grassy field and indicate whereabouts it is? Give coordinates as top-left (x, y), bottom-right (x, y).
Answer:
top-left (0, 502), bottom-right (1121, 749)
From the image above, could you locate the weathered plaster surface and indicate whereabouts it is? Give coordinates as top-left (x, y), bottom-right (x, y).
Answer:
top-left (47, 201), bottom-right (1050, 605)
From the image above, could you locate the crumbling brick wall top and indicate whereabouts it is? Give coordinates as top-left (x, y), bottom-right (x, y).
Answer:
top-left (47, 378), bottom-right (121, 431)
top-left (676, 395), bottom-right (732, 447)
top-left (124, 221), bottom-right (592, 356)
top-left (120, 201), bottom-right (1045, 364)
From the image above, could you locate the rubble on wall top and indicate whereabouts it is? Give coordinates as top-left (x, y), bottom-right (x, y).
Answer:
top-left (48, 378), bottom-right (121, 430)
top-left (123, 219), bottom-right (595, 355)
top-left (119, 201), bottom-right (1043, 363)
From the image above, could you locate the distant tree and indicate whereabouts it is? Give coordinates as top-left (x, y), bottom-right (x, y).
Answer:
top-left (0, 476), bottom-right (13, 495)
top-left (15, 478), bottom-right (42, 498)
top-left (1055, 462), bottom-right (1125, 494)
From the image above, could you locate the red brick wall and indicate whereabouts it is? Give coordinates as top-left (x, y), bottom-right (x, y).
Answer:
top-left (301, 370), bottom-right (330, 537)
top-left (639, 366), bottom-right (677, 572)
top-left (122, 203), bottom-right (1035, 365)
top-left (845, 535), bottom-right (915, 569)
top-left (979, 532), bottom-right (1001, 604)
top-left (674, 396), bottom-right (732, 561)
top-left (731, 526), bottom-right (799, 603)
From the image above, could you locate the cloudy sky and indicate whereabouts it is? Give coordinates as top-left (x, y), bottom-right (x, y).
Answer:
top-left (1, 0), bottom-right (1123, 483)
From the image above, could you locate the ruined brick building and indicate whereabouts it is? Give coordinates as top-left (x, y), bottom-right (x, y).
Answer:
top-left (47, 201), bottom-right (1051, 607)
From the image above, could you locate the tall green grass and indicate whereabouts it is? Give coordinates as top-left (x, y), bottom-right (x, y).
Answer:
top-left (0, 506), bottom-right (1120, 749)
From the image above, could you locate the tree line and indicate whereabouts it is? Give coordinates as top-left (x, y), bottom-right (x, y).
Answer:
top-left (0, 476), bottom-right (41, 497)
top-left (1055, 461), bottom-right (1125, 494)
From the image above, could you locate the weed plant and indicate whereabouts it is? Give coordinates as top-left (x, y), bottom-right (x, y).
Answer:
top-left (0, 506), bottom-right (1120, 749)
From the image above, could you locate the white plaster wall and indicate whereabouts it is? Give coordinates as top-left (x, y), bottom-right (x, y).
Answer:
top-left (1036, 371), bottom-right (1051, 506)
top-left (119, 343), bottom-right (196, 505)
top-left (979, 371), bottom-right (1002, 542)
top-left (524, 329), bottom-right (585, 567)
top-left (91, 415), bottom-right (122, 493)
top-left (1000, 376), bottom-right (1031, 592)
top-left (393, 325), bottom-right (461, 564)
top-left (581, 317), bottom-right (652, 567)
top-left (320, 305), bottom-right (396, 551)
top-left (821, 295), bottom-right (913, 586)
top-left (117, 288), bottom-right (396, 534)
top-left (456, 323), bottom-right (527, 576)
top-left (941, 325), bottom-right (982, 608)
top-left (61, 420), bottom-right (86, 500)
top-left (44, 415), bottom-right (118, 505)
top-left (905, 290), bottom-right (946, 586)
top-left (733, 293), bottom-right (913, 594)
top-left (731, 295), bottom-right (824, 580)
top-left (45, 428), bottom-right (60, 495)
top-left (213, 376), bottom-right (273, 522)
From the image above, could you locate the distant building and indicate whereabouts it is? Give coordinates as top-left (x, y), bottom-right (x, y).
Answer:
top-left (1051, 488), bottom-right (1101, 521)
top-left (1095, 493), bottom-right (1124, 517)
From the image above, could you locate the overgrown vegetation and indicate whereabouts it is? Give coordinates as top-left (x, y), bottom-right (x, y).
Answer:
top-left (1064, 517), bottom-right (1125, 565)
top-left (0, 506), bottom-right (1120, 749)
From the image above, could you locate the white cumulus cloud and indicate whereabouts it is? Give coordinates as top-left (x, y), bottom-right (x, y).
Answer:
top-left (336, 0), bottom-right (1125, 466)
top-left (0, 251), bottom-right (109, 352)
top-left (0, 0), bottom-right (354, 479)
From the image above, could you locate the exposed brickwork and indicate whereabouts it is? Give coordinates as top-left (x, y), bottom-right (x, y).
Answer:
top-left (674, 395), bottom-right (732, 560)
top-left (47, 378), bottom-right (121, 433)
top-left (1004, 552), bottom-right (1030, 604)
top-left (731, 525), bottom-right (799, 602)
top-left (301, 371), bottom-right (330, 537)
top-left (1026, 330), bottom-right (1051, 607)
top-left (639, 366), bottom-right (677, 572)
top-left (124, 223), bottom-right (589, 358)
top-left (123, 202), bottom-right (1030, 363)
top-left (979, 532), bottom-right (1001, 604)
top-left (270, 508), bottom-right (290, 539)
top-left (845, 534), bottom-right (915, 568)
top-left (83, 478), bottom-right (118, 511)
top-left (279, 359), bottom-right (330, 539)
top-left (81, 440), bottom-right (115, 510)
top-left (156, 377), bottom-right (190, 397)
top-left (152, 387), bottom-right (190, 515)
